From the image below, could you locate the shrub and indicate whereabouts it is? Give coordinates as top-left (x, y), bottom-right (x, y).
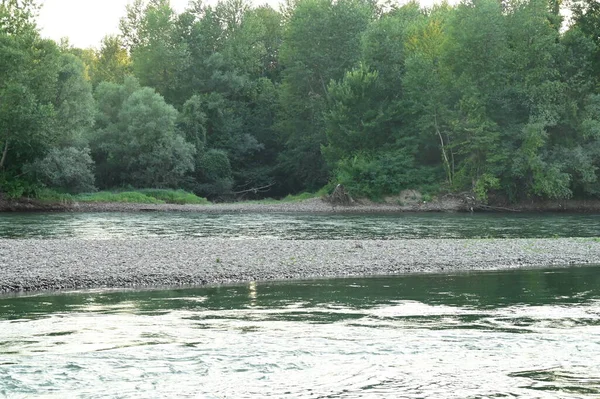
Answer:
top-left (333, 151), bottom-right (441, 200)
top-left (0, 174), bottom-right (41, 199)
top-left (24, 147), bottom-right (96, 194)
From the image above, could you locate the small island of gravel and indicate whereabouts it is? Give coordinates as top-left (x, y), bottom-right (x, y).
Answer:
top-left (1, 237), bottom-right (599, 293)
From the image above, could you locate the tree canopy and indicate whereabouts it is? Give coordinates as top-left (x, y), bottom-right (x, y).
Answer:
top-left (1, 0), bottom-right (600, 203)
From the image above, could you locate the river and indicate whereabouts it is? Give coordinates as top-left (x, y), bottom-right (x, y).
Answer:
top-left (0, 212), bottom-right (599, 398)
top-left (0, 211), bottom-right (599, 239)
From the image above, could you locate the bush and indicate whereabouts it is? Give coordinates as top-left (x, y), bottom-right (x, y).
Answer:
top-left (197, 149), bottom-right (232, 182)
top-left (194, 149), bottom-right (234, 198)
top-left (195, 178), bottom-right (234, 199)
top-left (333, 151), bottom-right (441, 200)
top-left (24, 147), bottom-right (96, 194)
top-left (0, 174), bottom-right (41, 199)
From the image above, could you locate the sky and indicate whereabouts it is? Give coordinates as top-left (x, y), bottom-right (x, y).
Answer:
top-left (38, 0), bottom-right (189, 48)
top-left (37, 0), bottom-right (441, 49)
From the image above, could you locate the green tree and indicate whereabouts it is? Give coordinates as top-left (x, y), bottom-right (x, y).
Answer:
top-left (91, 78), bottom-right (195, 188)
top-left (91, 35), bottom-right (132, 86)
top-left (53, 53), bottom-right (95, 146)
top-left (277, 0), bottom-right (373, 191)
top-left (0, 0), bottom-right (61, 172)
top-left (570, 0), bottom-right (600, 88)
top-left (120, 0), bottom-right (188, 104)
top-left (403, 7), bottom-right (455, 185)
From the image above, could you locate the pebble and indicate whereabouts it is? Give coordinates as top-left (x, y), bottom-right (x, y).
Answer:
top-left (0, 238), bottom-right (599, 293)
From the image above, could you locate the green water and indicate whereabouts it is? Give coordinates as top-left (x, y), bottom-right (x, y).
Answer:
top-left (2, 212), bottom-right (599, 397)
top-left (1, 211), bottom-right (600, 239)
top-left (1, 267), bottom-right (600, 398)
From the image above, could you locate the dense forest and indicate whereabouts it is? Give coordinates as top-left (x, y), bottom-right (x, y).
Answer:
top-left (1, 0), bottom-right (600, 203)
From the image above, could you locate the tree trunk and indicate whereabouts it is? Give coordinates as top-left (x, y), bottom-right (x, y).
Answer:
top-left (434, 112), bottom-right (452, 184)
top-left (0, 140), bottom-right (8, 170)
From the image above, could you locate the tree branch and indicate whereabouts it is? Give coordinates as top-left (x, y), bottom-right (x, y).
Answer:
top-left (232, 182), bottom-right (275, 195)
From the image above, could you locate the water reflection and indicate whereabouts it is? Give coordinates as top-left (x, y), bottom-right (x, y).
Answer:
top-left (0, 266), bottom-right (599, 397)
top-left (248, 281), bottom-right (257, 307)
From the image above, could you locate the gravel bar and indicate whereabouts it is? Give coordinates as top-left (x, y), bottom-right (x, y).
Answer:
top-left (1, 238), bottom-right (600, 293)
top-left (71, 197), bottom-right (466, 213)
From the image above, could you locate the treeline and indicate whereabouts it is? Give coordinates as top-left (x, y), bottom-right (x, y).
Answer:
top-left (1, 0), bottom-right (600, 202)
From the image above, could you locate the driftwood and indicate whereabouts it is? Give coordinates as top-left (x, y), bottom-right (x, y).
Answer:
top-left (461, 193), bottom-right (521, 212)
top-left (232, 183), bottom-right (275, 196)
top-left (327, 184), bottom-right (353, 206)
top-left (475, 204), bottom-right (521, 212)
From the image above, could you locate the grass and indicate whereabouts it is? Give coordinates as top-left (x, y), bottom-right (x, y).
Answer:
top-left (74, 191), bottom-right (165, 204)
top-left (36, 188), bottom-right (210, 205)
top-left (137, 189), bottom-right (210, 205)
top-left (36, 188), bottom-right (75, 204)
top-left (247, 188), bottom-right (329, 204)
top-left (36, 186), bottom-right (334, 206)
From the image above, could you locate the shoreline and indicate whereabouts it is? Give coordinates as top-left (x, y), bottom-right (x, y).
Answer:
top-left (1, 237), bottom-right (599, 294)
top-left (4, 196), bottom-right (600, 214)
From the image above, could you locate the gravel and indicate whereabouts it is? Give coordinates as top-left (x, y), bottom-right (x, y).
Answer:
top-left (72, 197), bottom-right (467, 213)
top-left (1, 238), bottom-right (599, 293)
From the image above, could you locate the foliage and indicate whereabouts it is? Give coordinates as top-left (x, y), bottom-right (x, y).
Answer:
top-left (90, 78), bottom-right (196, 189)
top-left (193, 149), bottom-right (234, 198)
top-left (74, 191), bottom-right (165, 204)
top-left (0, 173), bottom-right (40, 199)
top-left (3, 0), bottom-right (600, 204)
top-left (71, 189), bottom-right (209, 204)
top-left (333, 151), bottom-right (440, 200)
top-left (24, 147), bottom-right (96, 194)
top-left (276, 0), bottom-right (374, 192)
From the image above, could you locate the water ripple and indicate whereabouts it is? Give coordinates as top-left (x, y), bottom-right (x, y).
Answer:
top-left (2, 270), bottom-right (600, 398)
top-left (2, 212), bottom-right (600, 240)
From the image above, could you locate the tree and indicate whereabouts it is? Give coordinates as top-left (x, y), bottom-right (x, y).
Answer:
top-left (120, 0), bottom-right (188, 104)
top-left (92, 35), bottom-right (132, 86)
top-left (570, 0), bottom-right (600, 87)
top-left (277, 0), bottom-right (373, 191)
top-left (324, 64), bottom-right (390, 163)
top-left (90, 78), bottom-right (195, 188)
top-left (53, 53), bottom-right (95, 146)
top-left (403, 6), bottom-right (455, 185)
top-left (0, 0), bottom-right (61, 172)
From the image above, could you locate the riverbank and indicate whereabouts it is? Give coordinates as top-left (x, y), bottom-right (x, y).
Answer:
top-left (0, 195), bottom-right (464, 213)
top-left (4, 195), bottom-right (600, 213)
top-left (1, 238), bottom-right (599, 293)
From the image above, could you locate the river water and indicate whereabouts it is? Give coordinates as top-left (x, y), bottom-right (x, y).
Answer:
top-left (1, 211), bottom-right (600, 239)
top-left (1, 267), bottom-right (600, 398)
top-left (1, 212), bottom-right (600, 398)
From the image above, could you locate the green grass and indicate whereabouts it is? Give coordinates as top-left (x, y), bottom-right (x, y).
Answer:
top-left (247, 188), bottom-right (329, 204)
top-left (36, 188), bottom-right (75, 204)
top-left (74, 191), bottom-right (165, 204)
top-left (72, 189), bottom-right (210, 205)
top-left (137, 189), bottom-right (210, 205)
